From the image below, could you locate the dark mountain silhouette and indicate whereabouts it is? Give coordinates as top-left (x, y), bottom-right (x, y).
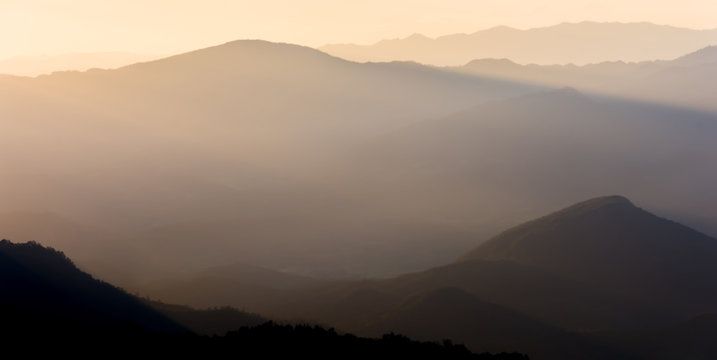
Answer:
top-left (460, 196), bottom-right (717, 316)
top-left (146, 300), bottom-right (267, 336)
top-left (217, 322), bottom-right (529, 360)
top-left (0, 238), bottom-right (186, 347)
top-left (0, 239), bottom-right (526, 359)
top-left (321, 22), bottom-right (717, 66)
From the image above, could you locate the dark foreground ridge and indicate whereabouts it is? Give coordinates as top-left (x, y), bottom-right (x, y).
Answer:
top-left (0, 239), bottom-right (528, 359)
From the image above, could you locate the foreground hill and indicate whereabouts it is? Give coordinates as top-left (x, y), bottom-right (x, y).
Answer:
top-left (0, 239), bottom-right (526, 359)
top-left (321, 22), bottom-right (717, 66)
top-left (0, 239), bottom-right (183, 334)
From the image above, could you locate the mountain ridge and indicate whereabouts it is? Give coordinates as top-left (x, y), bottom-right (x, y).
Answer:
top-left (321, 22), bottom-right (717, 66)
top-left (459, 195), bottom-right (717, 314)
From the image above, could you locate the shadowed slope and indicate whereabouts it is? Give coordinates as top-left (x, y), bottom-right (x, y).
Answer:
top-left (0, 239), bottom-right (183, 333)
top-left (460, 196), bottom-right (717, 314)
top-left (361, 287), bottom-right (633, 360)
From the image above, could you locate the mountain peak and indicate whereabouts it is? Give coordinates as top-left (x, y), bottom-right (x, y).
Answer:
top-left (457, 196), bottom-right (717, 309)
top-left (554, 195), bottom-right (635, 213)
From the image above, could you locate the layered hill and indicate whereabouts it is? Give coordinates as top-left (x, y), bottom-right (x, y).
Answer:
top-left (3, 39), bottom-right (716, 286)
top-left (166, 196), bottom-right (716, 360)
top-left (343, 88), bottom-right (717, 237)
top-left (460, 196), bottom-right (717, 315)
top-left (0, 239), bottom-right (524, 359)
top-left (0, 239), bottom-right (183, 334)
top-left (453, 46), bottom-right (717, 112)
top-left (0, 40), bottom-right (539, 282)
top-left (321, 22), bottom-right (717, 66)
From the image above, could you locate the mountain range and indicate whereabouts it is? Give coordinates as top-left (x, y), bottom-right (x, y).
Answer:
top-left (321, 22), bottom-right (717, 66)
top-left (452, 45), bottom-right (717, 112)
top-left (1, 38), bottom-right (716, 287)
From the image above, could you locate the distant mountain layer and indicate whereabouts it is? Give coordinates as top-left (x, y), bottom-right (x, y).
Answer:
top-left (341, 88), bottom-right (717, 237)
top-left (321, 22), bottom-right (717, 66)
top-left (452, 45), bottom-right (717, 113)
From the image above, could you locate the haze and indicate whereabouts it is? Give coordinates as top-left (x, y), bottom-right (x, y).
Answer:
top-left (3, 0), bottom-right (717, 60)
top-left (2, 2), bottom-right (717, 360)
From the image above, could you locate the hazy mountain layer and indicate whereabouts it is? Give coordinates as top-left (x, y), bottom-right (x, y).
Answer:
top-left (2, 39), bottom-right (716, 285)
top-left (0, 40), bottom-right (539, 282)
top-left (1, 239), bottom-right (517, 359)
top-left (321, 22), bottom-right (717, 66)
top-left (453, 46), bottom-right (717, 112)
top-left (341, 89), bottom-right (717, 237)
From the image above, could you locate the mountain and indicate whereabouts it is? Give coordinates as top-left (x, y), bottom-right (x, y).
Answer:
top-left (3, 39), bottom-right (716, 286)
top-left (453, 46), bottom-right (717, 112)
top-left (671, 45), bottom-right (717, 66)
top-left (210, 195), bottom-right (715, 359)
top-left (146, 301), bottom-right (267, 336)
top-left (321, 22), bottom-right (717, 66)
top-left (246, 196), bottom-right (716, 359)
top-left (0, 239), bottom-right (183, 334)
top-left (0, 52), bottom-right (160, 77)
top-left (135, 262), bottom-right (327, 312)
top-left (0, 239), bottom-right (524, 359)
top-left (360, 287), bottom-right (631, 360)
top-left (460, 196), bottom-right (717, 315)
top-left (0, 39), bottom-right (539, 282)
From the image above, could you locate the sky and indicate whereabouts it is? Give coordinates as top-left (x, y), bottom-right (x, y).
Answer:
top-left (1, 0), bottom-right (717, 59)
